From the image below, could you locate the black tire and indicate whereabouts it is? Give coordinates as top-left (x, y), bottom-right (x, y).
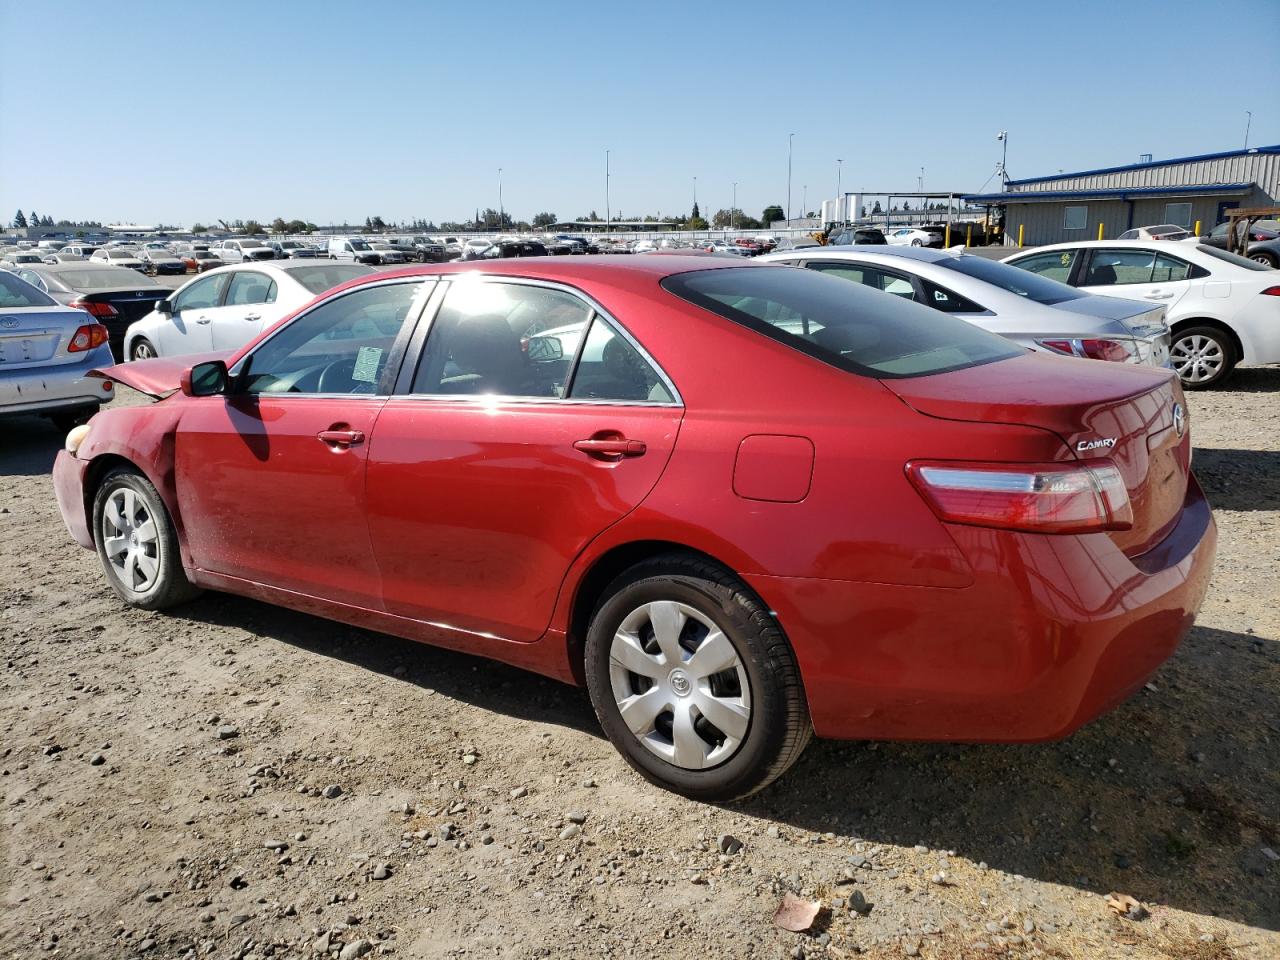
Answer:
top-left (130, 338), bottom-right (158, 361)
top-left (1249, 251), bottom-right (1278, 268)
top-left (584, 554), bottom-right (812, 801)
top-left (49, 406), bottom-right (97, 433)
top-left (92, 467), bottom-right (202, 610)
top-left (1170, 324), bottom-right (1237, 390)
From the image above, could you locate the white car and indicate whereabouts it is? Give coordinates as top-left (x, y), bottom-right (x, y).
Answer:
top-left (459, 239), bottom-right (494, 261)
top-left (1117, 224), bottom-right (1191, 241)
top-left (368, 242), bottom-right (408, 264)
top-left (885, 227), bottom-right (939, 247)
top-left (215, 238), bottom-right (276, 263)
top-left (1003, 240), bottom-right (1280, 388)
top-left (122, 261), bottom-right (375, 360)
top-left (758, 246), bottom-right (1171, 369)
top-left (90, 248), bottom-right (147, 272)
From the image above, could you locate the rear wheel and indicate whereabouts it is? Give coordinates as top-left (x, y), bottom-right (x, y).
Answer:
top-left (1170, 325), bottom-right (1237, 389)
top-left (130, 338), bottom-right (157, 361)
top-left (584, 554), bottom-right (811, 801)
top-left (92, 468), bottom-right (201, 610)
top-left (1249, 251), bottom-right (1278, 268)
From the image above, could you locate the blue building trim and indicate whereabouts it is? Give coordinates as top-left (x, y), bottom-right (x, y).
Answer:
top-left (962, 182), bottom-right (1253, 203)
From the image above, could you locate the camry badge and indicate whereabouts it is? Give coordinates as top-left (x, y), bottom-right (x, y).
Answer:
top-left (1172, 402), bottom-right (1186, 438)
top-left (1076, 438), bottom-right (1117, 453)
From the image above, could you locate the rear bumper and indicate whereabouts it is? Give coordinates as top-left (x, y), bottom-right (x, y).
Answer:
top-left (0, 346), bottom-right (114, 416)
top-left (747, 475), bottom-right (1217, 742)
top-left (53, 448), bottom-right (94, 549)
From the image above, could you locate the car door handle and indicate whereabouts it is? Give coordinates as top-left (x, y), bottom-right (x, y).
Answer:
top-left (573, 437), bottom-right (646, 460)
top-left (1144, 292), bottom-right (1173, 299)
top-left (244, 313), bottom-right (261, 321)
top-left (317, 429), bottom-right (365, 447)
top-left (195, 316), bottom-right (211, 324)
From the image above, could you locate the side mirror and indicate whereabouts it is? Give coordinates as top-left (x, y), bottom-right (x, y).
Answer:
top-left (155, 299), bottom-right (173, 316)
top-left (181, 360), bottom-right (228, 397)
top-left (525, 335), bottom-right (564, 362)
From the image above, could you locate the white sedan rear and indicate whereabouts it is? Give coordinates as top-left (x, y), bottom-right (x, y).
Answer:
top-left (1003, 240), bottom-right (1280, 388)
top-left (122, 261), bottom-right (375, 361)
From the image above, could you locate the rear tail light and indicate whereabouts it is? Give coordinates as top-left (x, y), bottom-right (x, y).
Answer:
top-left (69, 298), bottom-right (119, 319)
top-left (907, 460), bottom-right (1133, 534)
top-left (67, 323), bottom-right (109, 353)
top-left (1260, 286), bottom-right (1280, 297)
top-left (1038, 337), bottom-right (1138, 363)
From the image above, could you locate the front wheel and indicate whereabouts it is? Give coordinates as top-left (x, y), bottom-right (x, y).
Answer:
top-left (130, 338), bottom-right (157, 360)
top-left (1170, 325), bottom-right (1237, 390)
top-left (1250, 251), bottom-right (1278, 268)
top-left (92, 468), bottom-right (201, 610)
top-left (584, 554), bottom-right (811, 801)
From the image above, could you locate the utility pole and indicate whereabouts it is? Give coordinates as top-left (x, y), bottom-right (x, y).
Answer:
top-left (802, 185), bottom-right (807, 219)
top-left (1244, 111), bottom-right (1252, 149)
top-left (836, 158), bottom-right (842, 217)
top-left (732, 182), bottom-right (738, 230)
top-left (498, 167), bottom-right (503, 230)
top-left (786, 133), bottom-right (795, 223)
top-left (605, 150), bottom-right (610, 234)
top-left (997, 131), bottom-right (1008, 186)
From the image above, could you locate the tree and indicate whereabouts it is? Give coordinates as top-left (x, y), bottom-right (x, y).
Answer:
top-left (871, 200), bottom-right (883, 215)
top-left (531, 212), bottom-right (558, 228)
top-left (243, 220), bottom-right (265, 235)
top-left (691, 201), bottom-right (700, 221)
top-left (761, 205), bottom-right (784, 226)
top-left (902, 201), bottom-right (911, 211)
top-left (286, 219), bottom-right (308, 234)
top-left (687, 215), bottom-right (709, 231)
top-left (13, 210), bottom-right (26, 228)
top-left (370, 216), bottom-right (387, 232)
top-left (191, 223), bottom-right (207, 233)
top-left (270, 217), bottom-right (288, 234)
top-left (304, 223), bottom-right (318, 234)
top-left (28, 210), bottom-right (39, 228)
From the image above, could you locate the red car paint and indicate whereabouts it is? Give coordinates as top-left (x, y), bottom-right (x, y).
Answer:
top-left (54, 256), bottom-right (1216, 742)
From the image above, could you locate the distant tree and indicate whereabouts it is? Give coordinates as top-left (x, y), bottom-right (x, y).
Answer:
top-left (871, 200), bottom-right (882, 215)
top-left (270, 217), bottom-right (288, 234)
top-left (28, 210), bottom-right (39, 227)
top-left (902, 201), bottom-right (911, 211)
top-left (531, 212), bottom-right (558, 228)
top-left (687, 215), bottom-right (709, 231)
top-left (13, 210), bottom-right (27, 228)
top-left (304, 223), bottom-right (318, 233)
top-left (243, 220), bottom-right (265, 235)
top-left (370, 216), bottom-right (387, 232)
top-left (761, 205), bottom-right (784, 226)
top-left (711, 208), bottom-right (732, 228)
top-left (191, 223), bottom-right (206, 233)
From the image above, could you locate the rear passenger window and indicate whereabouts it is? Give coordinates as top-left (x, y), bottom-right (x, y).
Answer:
top-left (1152, 254), bottom-right (1193, 282)
top-left (1009, 249), bottom-right (1077, 282)
top-left (226, 272), bottom-right (277, 306)
top-left (922, 282), bottom-right (984, 313)
top-left (807, 261), bottom-right (915, 299)
top-left (1086, 249), bottom-right (1156, 285)
top-left (568, 318), bottom-right (673, 403)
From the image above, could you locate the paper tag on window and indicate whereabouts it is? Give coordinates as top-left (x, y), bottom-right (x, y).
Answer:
top-left (352, 346), bottom-right (382, 383)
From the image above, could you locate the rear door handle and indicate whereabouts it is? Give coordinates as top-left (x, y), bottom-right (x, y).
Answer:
top-left (195, 316), bottom-right (211, 324)
top-left (573, 437), bottom-right (646, 460)
top-left (1144, 292), bottom-right (1173, 299)
top-left (244, 313), bottom-right (261, 321)
top-left (317, 429), bottom-right (365, 447)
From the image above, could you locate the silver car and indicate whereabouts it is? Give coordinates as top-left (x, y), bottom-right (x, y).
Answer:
top-left (758, 246), bottom-right (1171, 367)
top-left (0, 270), bottom-right (115, 429)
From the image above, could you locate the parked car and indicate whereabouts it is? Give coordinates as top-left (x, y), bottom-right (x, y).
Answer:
top-left (326, 237), bottom-right (383, 265)
top-left (139, 249), bottom-right (188, 276)
top-left (885, 227), bottom-right (942, 248)
top-left (10, 263), bottom-right (169, 359)
top-left (1003, 240), bottom-right (1280, 388)
top-left (215, 239), bottom-right (276, 263)
top-left (0, 268), bottom-right (115, 429)
top-left (185, 250), bottom-right (225, 273)
top-left (3, 251), bottom-right (46, 267)
top-left (439, 237), bottom-right (463, 259)
top-left (268, 240), bottom-right (319, 260)
top-left (62, 245), bottom-right (100, 258)
top-left (1118, 224), bottom-right (1192, 241)
top-left (90, 248), bottom-right (147, 272)
top-left (1193, 220), bottom-right (1280, 267)
top-left (459, 238), bottom-right (494, 261)
top-left (826, 226), bottom-right (888, 246)
top-left (404, 237), bottom-right (447, 262)
top-left (368, 242), bottom-right (408, 264)
top-left (42, 253), bottom-right (87, 264)
top-left (52, 257), bottom-right (1214, 800)
top-left (759, 247), bottom-right (1171, 368)
top-left (123, 261), bottom-right (375, 360)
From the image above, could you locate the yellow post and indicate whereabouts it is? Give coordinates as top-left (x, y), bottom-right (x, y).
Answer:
top-left (1194, 220), bottom-right (1201, 237)
top-left (944, 223), bottom-right (951, 247)
top-left (1017, 224), bottom-right (1024, 248)
top-left (965, 223), bottom-right (972, 248)
top-left (1097, 222), bottom-right (1104, 241)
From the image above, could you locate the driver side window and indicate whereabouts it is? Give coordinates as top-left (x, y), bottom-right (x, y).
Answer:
top-left (174, 273), bottom-right (230, 313)
top-left (240, 280), bottom-right (428, 395)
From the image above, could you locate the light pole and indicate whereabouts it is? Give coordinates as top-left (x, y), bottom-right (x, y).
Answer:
top-left (786, 133), bottom-right (795, 223)
top-left (997, 131), bottom-right (1008, 186)
top-left (836, 158), bottom-right (842, 217)
top-left (732, 182), bottom-right (738, 231)
top-left (498, 167), bottom-right (503, 230)
top-left (802, 185), bottom-right (807, 219)
top-left (605, 150), bottom-right (610, 234)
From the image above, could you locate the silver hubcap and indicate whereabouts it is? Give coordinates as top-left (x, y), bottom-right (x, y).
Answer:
top-left (133, 342), bottom-right (153, 360)
top-left (102, 488), bottom-right (160, 593)
top-left (1171, 334), bottom-right (1224, 383)
top-left (608, 600), bottom-right (751, 770)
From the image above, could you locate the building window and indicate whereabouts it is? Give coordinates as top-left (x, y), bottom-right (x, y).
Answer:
top-left (1063, 206), bottom-right (1088, 231)
top-left (1164, 202), bottom-right (1192, 228)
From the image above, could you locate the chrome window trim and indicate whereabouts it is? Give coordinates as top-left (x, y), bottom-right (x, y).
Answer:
top-left (227, 276), bottom-right (437, 398)
top-left (397, 273), bottom-right (683, 408)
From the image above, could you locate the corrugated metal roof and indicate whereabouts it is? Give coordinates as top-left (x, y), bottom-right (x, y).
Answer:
top-left (962, 183), bottom-right (1253, 203)
top-left (1004, 145), bottom-right (1279, 187)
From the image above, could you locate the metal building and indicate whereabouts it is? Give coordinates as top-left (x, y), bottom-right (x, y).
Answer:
top-left (962, 145), bottom-right (1280, 245)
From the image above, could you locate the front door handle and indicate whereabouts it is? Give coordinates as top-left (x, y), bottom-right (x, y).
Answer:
top-left (317, 429), bottom-right (365, 447)
top-left (244, 312), bottom-right (261, 321)
top-left (195, 316), bottom-right (211, 324)
top-left (1144, 292), bottom-right (1173, 299)
top-left (573, 437), bottom-right (646, 460)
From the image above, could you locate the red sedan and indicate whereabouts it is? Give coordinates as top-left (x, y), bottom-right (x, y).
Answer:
top-left (52, 257), bottom-right (1215, 800)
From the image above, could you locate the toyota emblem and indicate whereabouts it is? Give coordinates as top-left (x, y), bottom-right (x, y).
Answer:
top-left (1172, 402), bottom-right (1186, 438)
top-left (0, 317), bottom-right (17, 329)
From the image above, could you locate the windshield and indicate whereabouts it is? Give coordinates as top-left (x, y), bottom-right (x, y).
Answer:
top-left (288, 264), bottom-right (375, 294)
top-left (0, 270), bottom-right (57, 307)
top-left (106, 250), bottom-right (136, 259)
top-left (662, 266), bottom-right (1021, 379)
top-left (241, 240), bottom-right (267, 248)
top-left (937, 255), bottom-right (1085, 304)
top-left (1195, 245), bottom-right (1274, 271)
top-left (348, 239), bottom-right (372, 251)
top-left (58, 269), bottom-right (164, 291)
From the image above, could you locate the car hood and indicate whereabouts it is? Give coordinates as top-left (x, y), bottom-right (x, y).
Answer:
top-left (88, 350), bottom-right (233, 398)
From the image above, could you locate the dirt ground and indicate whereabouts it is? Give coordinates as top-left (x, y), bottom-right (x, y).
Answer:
top-left (2, 371), bottom-right (1277, 960)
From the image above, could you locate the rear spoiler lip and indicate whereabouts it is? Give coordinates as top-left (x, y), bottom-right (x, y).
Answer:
top-left (88, 350), bottom-right (234, 399)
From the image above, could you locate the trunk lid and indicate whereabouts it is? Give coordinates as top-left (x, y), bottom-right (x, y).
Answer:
top-left (89, 350), bottom-right (233, 398)
top-left (1056, 294), bottom-right (1168, 338)
top-left (0, 307), bottom-right (95, 369)
top-left (886, 352), bottom-right (1190, 556)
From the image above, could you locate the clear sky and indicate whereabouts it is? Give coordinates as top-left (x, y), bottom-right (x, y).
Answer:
top-left (1, 0), bottom-right (1277, 227)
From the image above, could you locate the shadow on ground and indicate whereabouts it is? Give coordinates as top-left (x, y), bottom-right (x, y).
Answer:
top-left (173, 590), bottom-right (1280, 931)
top-left (0, 415), bottom-right (64, 478)
top-left (1192, 448), bottom-right (1280, 511)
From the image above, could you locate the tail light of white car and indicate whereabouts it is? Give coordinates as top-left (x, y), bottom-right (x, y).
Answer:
top-left (906, 460), bottom-right (1133, 534)
top-left (67, 323), bottom-right (110, 353)
top-left (1037, 337), bottom-right (1144, 363)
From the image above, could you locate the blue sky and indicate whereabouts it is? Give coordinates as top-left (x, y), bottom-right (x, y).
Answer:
top-left (1, 0), bottom-right (1276, 227)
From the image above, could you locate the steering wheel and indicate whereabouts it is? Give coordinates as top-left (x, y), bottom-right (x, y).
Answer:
top-left (317, 358), bottom-right (376, 395)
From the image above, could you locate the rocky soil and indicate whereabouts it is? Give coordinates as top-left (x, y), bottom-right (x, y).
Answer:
top-left (2, 371), bottom-right (1278, 960)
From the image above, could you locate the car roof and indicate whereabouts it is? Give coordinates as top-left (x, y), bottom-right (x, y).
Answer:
top-left (793, 244), bottom-right (958, 264)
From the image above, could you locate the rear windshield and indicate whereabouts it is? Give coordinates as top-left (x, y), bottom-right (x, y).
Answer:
top-left (57, 269), bottom-right (163, 291)
top-left (288, 263), bottom-right (374, 294)
top-left (662, 266), bottom-right (1021, 379)
top-left (935, 255), bottom-right (1085, 304)
top-left (1194, 245), bottom-right (1273, 271)
top-left (0, 271), bottom-right (56, 307)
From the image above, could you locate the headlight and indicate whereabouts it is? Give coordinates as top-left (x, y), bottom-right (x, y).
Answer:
top-left (65, 422), bottom-right (92, 456)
